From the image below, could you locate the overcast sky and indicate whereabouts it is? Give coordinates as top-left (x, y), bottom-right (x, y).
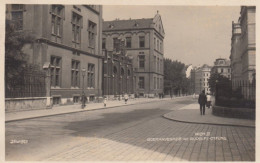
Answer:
top-left (103, 5), bottom-right (241, 67)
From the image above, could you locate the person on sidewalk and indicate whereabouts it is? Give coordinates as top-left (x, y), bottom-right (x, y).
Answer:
top-left (124, 93), bottom-right (129, 104)
top-left (198, 90), bottom-right (207, 115)
top-left (103, 97), bottom-right (107, 107)
top-left (206, 93), bottom-right (211, 109)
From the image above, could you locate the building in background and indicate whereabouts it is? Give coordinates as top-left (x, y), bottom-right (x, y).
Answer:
top-left (211, 58), bottom-right (231, 79)
top-left (102, 12), bottom-right (165, 97)
top-left (6, 4), bottom-right (103, 106)
top-left (192, 64), bottom-right (211, 95)
top-left (103, 39), bottom-right (134, 98)
top-left (230, 6), bottom-right (256, 88)
top-left (230, 6), bottom-right (255, 100)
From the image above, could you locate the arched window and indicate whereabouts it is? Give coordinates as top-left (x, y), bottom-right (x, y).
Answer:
top-left (113, 66), bottom-right (117, 74)
top-left (121, 68), bottom-right (124, 76)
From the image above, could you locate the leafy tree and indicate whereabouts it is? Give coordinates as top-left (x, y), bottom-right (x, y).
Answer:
top-left (5, 20), bottom-right (35, 89)
top-left (208, 72), bottom-right (231, 94)
top-left (164, 58), bottom-right (189, 95)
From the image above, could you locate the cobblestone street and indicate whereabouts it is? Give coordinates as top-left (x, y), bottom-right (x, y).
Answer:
top-left (5, 97), bottom-right (255, 161)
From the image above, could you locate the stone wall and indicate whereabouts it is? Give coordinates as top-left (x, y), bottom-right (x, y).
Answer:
top-left (212, 105), bottom-right (255, 120)
top-left (5, 97), bottom-right (49, 112)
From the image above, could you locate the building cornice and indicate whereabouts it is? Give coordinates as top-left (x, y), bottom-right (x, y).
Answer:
top-left (83, 5), bottom-right (100, 15)
top-left (37, 38), bottom-right (104, 59)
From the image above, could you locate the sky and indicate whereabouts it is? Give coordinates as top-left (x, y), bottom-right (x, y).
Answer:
top-left (103, 5), bottom-right (241, 67)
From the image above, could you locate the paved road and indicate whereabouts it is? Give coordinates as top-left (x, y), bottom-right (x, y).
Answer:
top-left (5, 97), bottom-right (255, 161)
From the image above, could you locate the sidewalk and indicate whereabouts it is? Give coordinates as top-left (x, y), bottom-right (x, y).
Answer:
top-left (6, 97), bottom-right (173, 122)
top-left (163, 103), bottom-right (255, 127)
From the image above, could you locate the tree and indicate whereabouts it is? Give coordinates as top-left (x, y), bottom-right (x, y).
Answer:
top-left (208, 72), bottom-right (231, 94)
top-left (164, 58), bottom-right (189, 95)
top-left (5, 20), bottom-right (35, 89)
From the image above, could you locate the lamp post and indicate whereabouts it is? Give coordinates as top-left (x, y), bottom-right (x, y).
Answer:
top-left (82, 68), bottom-right (86, 109)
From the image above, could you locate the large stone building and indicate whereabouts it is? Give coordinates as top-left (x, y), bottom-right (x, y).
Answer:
top-left (6, 4), bottom-right (103, 105)
top-left (191, 64), bottom-right (211, 94)
top-left (230, 6), bottom-right (256, 88)
top-left (211, 58), bottom-right (231, 79)
top-left (102, 12), bottom-right (165, 97)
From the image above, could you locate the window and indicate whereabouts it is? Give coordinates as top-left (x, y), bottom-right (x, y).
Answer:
top-left (102, 38), bottom-right (106, 49)
top-left (113, 38), bottom-right (120, 51)
top-left (88, 20), bottom-right (97, 48)
top-left (221, 68), bottom-right (223, 73)
top-left (121, 68), bottom-right (124, 76)
top-left (87, 64), bottom-right (95, 88)
top-left (73, 96), bottom-right (80, 103)
top-left (139, 55), bottom-right (145, 68)
top-left (139, 77), bottom-right (144, 89)
top-left (11, 4), bottom-right (24, 30)
top-left (51, 5), bottom-right (64, 38)
top-left (50, 56), bottom-right (61, 87)
top-left (160, 42), bottom-right (162, 52)
top-left (154, 77), bottom-right (156, 89)
top-left (72, 12), bottom-right (82, 46)
top-left (157, 58), bottom-right (159, 72)
top-left (113, 66), bottom-right (117, 74)
top-left (157, 40), bottom-right (159, 50)
top-left (53, 96), bottom-right (61, 105)
top-left (228, 69), bottom-right (231, 73)
top-left (157, 78), bottom-right (159, 89)
top-left (139, 36), bottom-right (145, 48)
top-left (126, 37), bottom-right (132, 48)
top-left (71, 60), bottom-right (80, 87)
top-left (154, 38), bottom-right (156, 49)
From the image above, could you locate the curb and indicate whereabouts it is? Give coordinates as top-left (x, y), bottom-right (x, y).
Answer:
top-left (5, 98), bottom-right (174, 123)
top-left (162, 114), bottom-right (255, 128)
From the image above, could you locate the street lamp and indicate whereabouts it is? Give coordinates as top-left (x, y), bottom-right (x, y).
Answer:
top-left (82, 68), bottom-right (86, 109)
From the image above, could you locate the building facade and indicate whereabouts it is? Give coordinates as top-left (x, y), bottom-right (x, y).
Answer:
top-left (211, 58), bottom-right (231, 79)
top-left (103, 39), bottom-right (134, 98)
top-left (230, 6), bottom-right (256, 89)
top-left (6, 4), bottom-right (103, 105)
top-left (102, 13), bottom-right (165, 97)
top-left (192, 64), bottom-right (211, 95)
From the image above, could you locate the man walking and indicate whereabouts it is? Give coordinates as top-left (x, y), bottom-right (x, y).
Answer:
top-left (198, 90), bottom-right (207, 115)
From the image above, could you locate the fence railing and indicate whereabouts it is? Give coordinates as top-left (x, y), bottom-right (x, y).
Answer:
top-left (215, 80), bottom-right (255, 108)
top-left (5, 72), bottom-right (46, 98)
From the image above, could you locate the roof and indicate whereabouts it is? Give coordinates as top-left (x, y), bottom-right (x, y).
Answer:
top-left (214, 58), bottom-right (230, 67)
top-left (103, 18), bottom-right (154, 31)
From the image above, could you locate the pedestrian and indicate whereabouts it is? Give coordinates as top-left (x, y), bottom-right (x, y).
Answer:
top-left (198, 90), bottom-right (207, 115)
top-left (124, 93), bottom-right (129, 104)
top-left (206, 93), bottom-right (211, 109)
top-left (104, 97), bottom-right (107, 107)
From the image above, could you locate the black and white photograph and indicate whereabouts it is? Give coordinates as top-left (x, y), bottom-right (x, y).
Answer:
top-left (2, 1), bottom-right (257, 162)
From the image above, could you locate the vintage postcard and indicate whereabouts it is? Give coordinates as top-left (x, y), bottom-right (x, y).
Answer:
top-left (1, 0), bottom-right (258, 162)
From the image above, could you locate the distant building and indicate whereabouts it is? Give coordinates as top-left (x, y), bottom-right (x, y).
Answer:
top-left (211, 58), bottom-right (231, 79)
top-left (6, 5), bottom-right (103, 105)
top-left (192, 64), bottom-right (211, 94)
top-left (102, 12), bottom-right (165, 97)
top-left (230, 6), bottom-right (256, 88)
